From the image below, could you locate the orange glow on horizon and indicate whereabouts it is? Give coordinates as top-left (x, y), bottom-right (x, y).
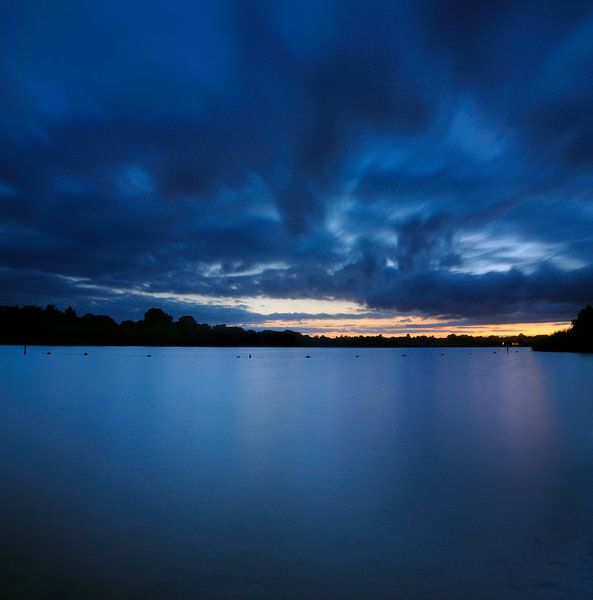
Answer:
top-left (242, 317), bottom-right (569, 338)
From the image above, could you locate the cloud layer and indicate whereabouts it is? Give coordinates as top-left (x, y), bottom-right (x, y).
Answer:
top-left (1, 0), bottom-right (593, 327)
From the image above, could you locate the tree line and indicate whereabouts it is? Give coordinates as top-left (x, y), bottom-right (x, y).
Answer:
top-left (531, 305), bottom-right (593, 352)
top-left (0, 304), bottom-right (543, 348)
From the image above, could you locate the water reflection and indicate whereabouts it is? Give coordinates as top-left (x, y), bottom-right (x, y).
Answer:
top-left (0, 346), bottom-right (592, 598)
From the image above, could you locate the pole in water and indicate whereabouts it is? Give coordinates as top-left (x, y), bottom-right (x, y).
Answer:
top-left (24, 343), bottom-right (27, 355)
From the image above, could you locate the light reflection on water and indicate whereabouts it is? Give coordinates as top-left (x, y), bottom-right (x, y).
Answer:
top-left (0, 346), bottom-right (592, 599)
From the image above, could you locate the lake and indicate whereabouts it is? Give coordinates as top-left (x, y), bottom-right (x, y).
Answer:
top-left (1, 346), bottom-right (593, 599)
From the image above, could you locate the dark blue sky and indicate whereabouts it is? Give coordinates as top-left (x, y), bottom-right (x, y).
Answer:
top-left (1, 1), bottom-right (593, 333)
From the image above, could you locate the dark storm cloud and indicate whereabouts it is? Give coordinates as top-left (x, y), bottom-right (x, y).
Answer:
top-left (1, 0), bottom-right (593, 325)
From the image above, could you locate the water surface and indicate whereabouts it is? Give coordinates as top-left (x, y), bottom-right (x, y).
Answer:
top-left (1, 346), bottom-right (593, 598)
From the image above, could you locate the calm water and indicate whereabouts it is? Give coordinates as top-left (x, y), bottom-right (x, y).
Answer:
top-left (1, 346), bottom-right (593, 599)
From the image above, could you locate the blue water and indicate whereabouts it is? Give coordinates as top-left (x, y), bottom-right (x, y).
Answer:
top-left (1, 346), bottom-right (593, 599)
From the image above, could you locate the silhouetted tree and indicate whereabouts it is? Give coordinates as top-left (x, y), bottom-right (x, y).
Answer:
top-left (144, 308), bottom-right (173, 326)
top-left (533, 305), bottom-right (593, 352)
top-left (572, 305), bottom-right (593, 334)
top-left (0, 303), bottom-right (553, 349)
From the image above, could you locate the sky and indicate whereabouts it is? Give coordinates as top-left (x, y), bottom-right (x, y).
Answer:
top-left (1, 0), bottom-right (593, 336)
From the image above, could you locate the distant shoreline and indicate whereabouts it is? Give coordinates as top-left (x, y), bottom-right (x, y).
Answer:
top-left (1, 342), bottom-right (529, 349)
top-left (1, 304), bottom-right (591, 352)
top-left (0, 305), bottom-right (535, 349)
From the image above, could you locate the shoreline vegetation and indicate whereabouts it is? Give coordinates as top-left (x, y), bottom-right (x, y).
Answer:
top-left (531, 305), bottom-right (593, 353)
top-left (0, 304), bottom-right (591, 352)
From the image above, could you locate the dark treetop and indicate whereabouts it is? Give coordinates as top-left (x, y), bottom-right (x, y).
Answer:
top-left (531, 305), bottom-right (593, 352)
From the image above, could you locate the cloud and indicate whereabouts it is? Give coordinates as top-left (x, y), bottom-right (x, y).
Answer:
top-left (0, 0), bottom-right (593, 328)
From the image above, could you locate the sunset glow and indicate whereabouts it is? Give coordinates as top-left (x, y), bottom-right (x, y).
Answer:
top-left (242, 317), bottom-right (569, 338)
